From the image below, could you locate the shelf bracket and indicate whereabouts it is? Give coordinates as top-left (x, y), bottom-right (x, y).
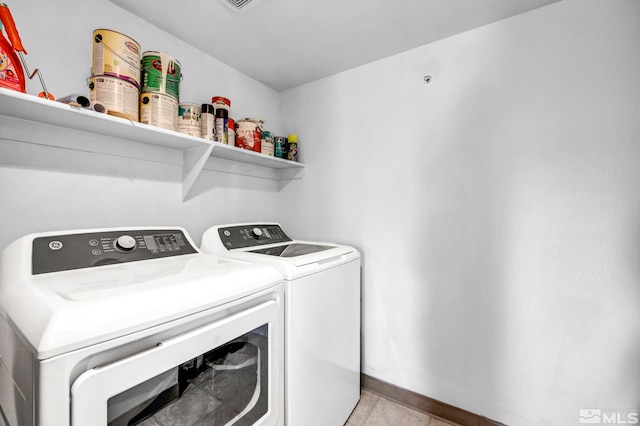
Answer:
top-left (278, 167), bottom-right (306, 180)
top-left (182, 143), bottom-right (215, 201)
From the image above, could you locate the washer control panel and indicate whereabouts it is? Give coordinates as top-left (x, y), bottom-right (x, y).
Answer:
top-left (32, 229), bottom-right (198, 274)
top-left (218, 224), bottom-right (292, 249)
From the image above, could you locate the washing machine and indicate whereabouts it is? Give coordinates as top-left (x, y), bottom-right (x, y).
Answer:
top-left (200, 223), bottom-right (361, 426)
top-left (0, 226), bottom-right (284, 426)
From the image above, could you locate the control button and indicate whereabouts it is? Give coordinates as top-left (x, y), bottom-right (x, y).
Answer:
top-left (89, 239), bottom-right (99, 246)
top-left (115, 235), bottom-right (137, 252)
top-left (251, 227), bottom-right (263, 238)
top-left (224, 230), bottom-right (231, 237)
top-left (92, 249), bottom-right (101, 256)
top-left (49, 241), bottom-right (63, 250)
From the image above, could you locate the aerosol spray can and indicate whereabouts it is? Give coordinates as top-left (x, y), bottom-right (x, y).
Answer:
top-left (215, 108), bottom-right (228, 144)
top-left (287, 134), bottom-right (298, 162)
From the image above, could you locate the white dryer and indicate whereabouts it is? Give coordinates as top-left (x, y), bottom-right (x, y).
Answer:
top-left (201, 223), bottom-right (361, 426)
top-left (0, 227), bottom-right (284, 426)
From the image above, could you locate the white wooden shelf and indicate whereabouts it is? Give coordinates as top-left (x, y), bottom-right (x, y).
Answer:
top-left (0, 88), bottom-right (306, 200)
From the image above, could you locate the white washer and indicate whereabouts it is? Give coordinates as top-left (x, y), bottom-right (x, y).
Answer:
top-left (201, 222), bottom-right (361, 426)
top-left (0, 226), bottom-right (284, 426)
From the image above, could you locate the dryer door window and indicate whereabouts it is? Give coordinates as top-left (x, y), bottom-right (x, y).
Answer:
top-left (70, 301), bottom-right (281, 426)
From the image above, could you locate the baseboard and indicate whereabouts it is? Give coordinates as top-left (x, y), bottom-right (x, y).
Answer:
top-left (360, 374), bottom-right (506, 426)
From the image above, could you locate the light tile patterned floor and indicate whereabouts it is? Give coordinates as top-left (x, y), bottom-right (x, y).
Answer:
top-left (345, 390), bottom-right (461, 426)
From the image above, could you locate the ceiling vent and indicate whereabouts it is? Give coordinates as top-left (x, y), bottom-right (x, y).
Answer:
top-left (219, 0), bottom-right (265, 14)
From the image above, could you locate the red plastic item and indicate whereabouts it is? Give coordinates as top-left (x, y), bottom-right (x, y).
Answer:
top-left (0, 3), bottom-right (26, 93)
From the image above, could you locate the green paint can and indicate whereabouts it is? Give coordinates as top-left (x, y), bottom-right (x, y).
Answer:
top-left (141, 51), bottom-right (182, 101)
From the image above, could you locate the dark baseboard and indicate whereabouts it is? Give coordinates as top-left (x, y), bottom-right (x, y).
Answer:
top-left (361, 373), bottom-right (506, 426)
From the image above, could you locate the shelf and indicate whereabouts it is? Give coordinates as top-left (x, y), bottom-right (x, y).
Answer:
top-left (0, 88), bottom-right (306, 200)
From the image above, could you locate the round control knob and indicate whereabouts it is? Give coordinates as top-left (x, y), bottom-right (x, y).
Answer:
top-left (251, 227), bottom-right (263, 238)
top-left (115, 235), bottom-right (136, 252)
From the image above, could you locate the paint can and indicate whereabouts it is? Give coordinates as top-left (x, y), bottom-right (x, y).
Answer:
top-left (201, 103), bottom-right (215, 141)
top-left (261, 131), bottom-right (274, 156)
top-left (89, 75), bottom-right (139, 121)
top-left (140, 92), bottom-right (178, 131)
top-left (178, 103), bottom-right (201, 138)
top-left (236, 118), bottom-right (263, 152)
top-left (274, 136), bottom-right (288, 159)
top-left (211, 96), bottom-right (231, 112)
top-left (92, 29), bottom-right (141, 88)
top-left (141, 51), bottom-right (182, 100)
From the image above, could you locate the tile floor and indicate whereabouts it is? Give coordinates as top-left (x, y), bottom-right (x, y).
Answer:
top-left (345, 390), bottom-right (461, 426)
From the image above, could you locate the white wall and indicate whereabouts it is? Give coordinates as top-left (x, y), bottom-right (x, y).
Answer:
top-left (3, 0), bottom-right (640, 424)
top-left (0, 0), bottom-right (282, 249)
top-left (279, 0), bottom-right (640, 424)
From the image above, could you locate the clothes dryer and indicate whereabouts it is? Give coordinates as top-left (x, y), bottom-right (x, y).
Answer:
top-left (201, 222), bottom-right (361, 426)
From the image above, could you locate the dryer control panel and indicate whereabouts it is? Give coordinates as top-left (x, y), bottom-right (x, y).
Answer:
top-left (218, 224), bottom-right (292, 249)
top-left (32, 229), bottom-right (198, 274)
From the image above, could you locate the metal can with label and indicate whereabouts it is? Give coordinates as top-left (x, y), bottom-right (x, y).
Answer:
top-left (236, 118), bottom-right (263, 152)
top-left (89, 75), bottom-right (139, 121)
top-left (287, 134), bottom-right (298, 162)
top-left (178, 103), bottom-right (202, 138)
top-left (211, 96), bottom-right (231, 112)
top-left (274, 136), bottom-right (288, 159)
top-left (228, 118), bottom-right (236, 146)
top-left (215, 108), bottom-right (228, 144)
top-left (201, 103), bottom-right (215, 141)
top-left (92, 29), bottom-right (141, 89)
top-left (140, 92), bottom-right (178, 131)
top-left (141, 51), bottom-right (182, 100)
top-left (261, 131), bottom-right (274, 156)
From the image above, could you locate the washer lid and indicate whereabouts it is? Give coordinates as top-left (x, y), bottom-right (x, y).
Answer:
top-left (248, 243), bottom-right (334, 257)
top-left (0, 228), bottom-right (283, 359)
top-left (227, 242), bottom-right (359, 280)
top-left (200, 223), bottom-right (361, 279)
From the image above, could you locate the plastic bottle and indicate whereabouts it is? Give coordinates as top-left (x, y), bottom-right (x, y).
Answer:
top-left (0, 4), bottom-right (26, 93)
